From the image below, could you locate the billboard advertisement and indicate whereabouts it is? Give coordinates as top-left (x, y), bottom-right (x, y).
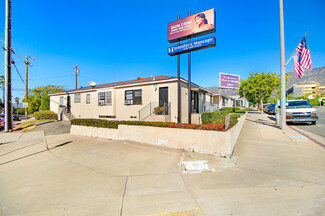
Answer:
top-left (168, 8), bottom-right (215, 43)
top-left (219, 73), bottom-right (240, 89)
top-left (168, 36), bottom-right (215, 56)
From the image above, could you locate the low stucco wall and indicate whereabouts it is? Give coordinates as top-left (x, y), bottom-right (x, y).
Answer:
top-left (70, 113), bottom-right (247, 157)
top-left (71, 125), bottom-right (119, 140)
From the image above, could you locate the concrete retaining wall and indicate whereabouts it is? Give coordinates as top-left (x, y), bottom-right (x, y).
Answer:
top-left (70, 113), bottom-right (247, 157)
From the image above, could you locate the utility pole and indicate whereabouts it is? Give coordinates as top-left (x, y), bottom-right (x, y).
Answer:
top-left (73, 65), bottom-right (79, 89)
top-left (19, 56), bottom-right (34, 120)
top-left (4, 0), bottom-right (13, 132)
top-left (279, 0), bottom-right (286, 130)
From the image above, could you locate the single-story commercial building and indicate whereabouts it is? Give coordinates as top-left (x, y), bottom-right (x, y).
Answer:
top-left (49, 76), bottom-right (238, 124)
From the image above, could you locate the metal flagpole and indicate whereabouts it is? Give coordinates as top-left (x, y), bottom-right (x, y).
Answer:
top-left (279, 0), bottom-right (286, 130)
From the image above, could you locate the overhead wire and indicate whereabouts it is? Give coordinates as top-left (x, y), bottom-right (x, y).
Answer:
top-left (11, 58), bottom-right (25, 84)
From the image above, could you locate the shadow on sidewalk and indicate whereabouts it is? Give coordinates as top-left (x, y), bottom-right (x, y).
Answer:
top-left (246, 117), bottom-right (279, 129)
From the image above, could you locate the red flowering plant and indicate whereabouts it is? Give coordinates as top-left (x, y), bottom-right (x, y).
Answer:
top-left (199, 123), bottom-right (225, 131)
top-left (167, 123), bottom-right (199, 129)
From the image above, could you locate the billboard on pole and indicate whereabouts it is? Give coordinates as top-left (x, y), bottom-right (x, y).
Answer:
top-left (219, 73), bottom-right (240, 89)
top-left (168, 8), bottom-right (215, 43)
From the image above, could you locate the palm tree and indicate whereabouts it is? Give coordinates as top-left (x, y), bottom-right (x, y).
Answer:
top-left (14, 97), bottom-right (19, 115)
top-left (0, 75), bottom-right (4, 113)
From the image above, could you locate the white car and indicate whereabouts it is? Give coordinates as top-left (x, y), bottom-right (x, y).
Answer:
top-left (286, 100), bottom-right (318, 125)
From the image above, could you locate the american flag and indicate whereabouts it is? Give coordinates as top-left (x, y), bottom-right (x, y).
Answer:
top-left (294, 37), bottom-right (312, 78)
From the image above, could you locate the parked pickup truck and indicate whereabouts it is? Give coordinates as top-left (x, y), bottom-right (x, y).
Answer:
top-left (286, 100), bottom-right (318, 125)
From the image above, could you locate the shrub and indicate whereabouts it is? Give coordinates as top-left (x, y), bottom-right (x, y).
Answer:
top-left (71, 112), bottom-right (244, 132)
top-left (235, 110), bottom-right (246, 114)
top-left (33, 110), bottom-right (57, 120)
top-left (308, 98), bottom-right (320, 106)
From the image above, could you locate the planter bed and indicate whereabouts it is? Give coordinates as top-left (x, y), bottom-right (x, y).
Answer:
top-left (70, 113), bottom-right (247, 157)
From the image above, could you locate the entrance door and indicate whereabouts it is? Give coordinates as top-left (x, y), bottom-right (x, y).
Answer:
top-left (159, 87), bottom-right (168, 114)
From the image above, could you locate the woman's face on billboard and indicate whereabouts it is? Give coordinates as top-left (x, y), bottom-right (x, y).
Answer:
top-left (195, 16), bottom-right (204, 25)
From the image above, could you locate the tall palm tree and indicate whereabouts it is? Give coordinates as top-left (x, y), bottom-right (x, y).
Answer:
top-left (0, 75), bottom-right (4, 113)
top-left (14, 97), bottom-right (19, 115)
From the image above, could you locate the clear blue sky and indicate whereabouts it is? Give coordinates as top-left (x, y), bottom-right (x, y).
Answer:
top-left (1, 0), bottom-right (325, 101)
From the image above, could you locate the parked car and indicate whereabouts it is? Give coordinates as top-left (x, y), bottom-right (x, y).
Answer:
top-left (266, 104), bottom-right (276, 115)
top-left (263, 104), bottom-right (270, 112)
top-left (13, 115), bottom-right (21, 121)
top-left (286, 100), bottom-right (318, 125)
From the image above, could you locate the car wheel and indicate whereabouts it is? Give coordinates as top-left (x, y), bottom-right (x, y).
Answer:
top-left (311, 121), bottom-right (316, 125)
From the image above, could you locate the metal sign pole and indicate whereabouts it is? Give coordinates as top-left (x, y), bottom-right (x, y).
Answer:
top-left (188, 11), bottom-right (192, 124)
top-left (177, 14), bottom-right (181, 123)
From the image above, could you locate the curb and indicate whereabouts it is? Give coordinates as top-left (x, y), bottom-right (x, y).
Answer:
top-left (287, 125), bottom-right (325, 148)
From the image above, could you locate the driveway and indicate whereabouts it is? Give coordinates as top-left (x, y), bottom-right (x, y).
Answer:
top-left (32, 120), bottom-right (71, 135)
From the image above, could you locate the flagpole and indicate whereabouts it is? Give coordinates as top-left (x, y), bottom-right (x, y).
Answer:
top-left (279, 0), bottom-right (286, 130)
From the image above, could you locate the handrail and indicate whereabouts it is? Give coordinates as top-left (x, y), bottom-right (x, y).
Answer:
top-left (139, 102), bottom-right (171, 121)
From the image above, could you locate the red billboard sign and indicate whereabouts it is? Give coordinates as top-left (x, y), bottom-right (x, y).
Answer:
top-left (168, 8), bottom-right (215, 43)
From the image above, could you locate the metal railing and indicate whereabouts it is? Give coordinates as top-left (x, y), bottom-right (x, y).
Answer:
top-left (139, 102), bottom-right (171, 121)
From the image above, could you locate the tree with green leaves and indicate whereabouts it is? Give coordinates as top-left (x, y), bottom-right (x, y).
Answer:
top-left (239, 72), bottom-right (281, 113)
top-left (24, 85), bottom-right (66, 113)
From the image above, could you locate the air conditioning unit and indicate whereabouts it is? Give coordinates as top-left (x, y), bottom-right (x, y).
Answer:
top-left (125, 100), bottom-right (132, 105)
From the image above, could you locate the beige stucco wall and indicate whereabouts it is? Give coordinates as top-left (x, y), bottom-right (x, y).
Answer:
top-left (50, 79), bottom-right (218, 123)
top-left (70, 113), bottom-right (247, 157)
top-left (71, 88), bottom-right (115, 118)
top-left (115, 81), bottom-right (179, 122)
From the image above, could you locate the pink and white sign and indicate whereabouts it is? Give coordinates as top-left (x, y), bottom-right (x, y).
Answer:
top-left (219, 73), bottom-right (240, 89)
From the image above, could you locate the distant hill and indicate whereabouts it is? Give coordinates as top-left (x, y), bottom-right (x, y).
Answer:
top-left (287, 66), bottom-right (325, 88)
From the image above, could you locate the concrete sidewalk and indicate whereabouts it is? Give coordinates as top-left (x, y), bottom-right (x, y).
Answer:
top-left (0, 113), bottom-right (324, 216)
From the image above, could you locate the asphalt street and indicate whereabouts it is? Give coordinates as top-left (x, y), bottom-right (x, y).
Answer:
top-left (293, 106), bottom-right (325, 137)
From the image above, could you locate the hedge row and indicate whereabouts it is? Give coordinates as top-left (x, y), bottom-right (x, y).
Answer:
top-left (33, 110), bottom-right (58, 120)
top-left (71, 112), bottom-right (243, 132)
top-left (71, 119), bottom-right (228, 131)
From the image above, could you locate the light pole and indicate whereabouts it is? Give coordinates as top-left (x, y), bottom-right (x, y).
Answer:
top-left (279, 0), bottom-right (286, 130)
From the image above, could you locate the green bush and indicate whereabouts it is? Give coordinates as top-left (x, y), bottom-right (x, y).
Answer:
top-left (234, 110), bottom-right (246, 114)
top-left (308, 98), bottom-right (320, 106)
top-left (71, 116), bottom-right (242, 132)
top-left (33, 110), bottom-right (58, 120)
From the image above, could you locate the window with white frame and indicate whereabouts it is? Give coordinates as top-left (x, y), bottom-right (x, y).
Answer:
top-left (98, 91), bottom-right (112, 106)
top-left (86, 94), bottom-right (91, 104)
top-left (74, 94), bottom-right (81, 103)
top-left (125, 89), bottom-right (142, 105)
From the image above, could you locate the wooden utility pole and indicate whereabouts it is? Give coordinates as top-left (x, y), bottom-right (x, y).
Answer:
top-left (19, 56), bottom-right (34, 120)
top-left (73, 65), bottom-right (79, 89)
top-left (4, 0), bottom-right (13, 132)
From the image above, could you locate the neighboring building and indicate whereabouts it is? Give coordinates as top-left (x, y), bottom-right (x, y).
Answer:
top-left (206, 86), bottom-right (249, 109)
top-left (319, 86), bottom-right (325, 95)
top-left (292, 84), bottom-right (319, 98)
top-left (50, 76), bottom-right (235, 124)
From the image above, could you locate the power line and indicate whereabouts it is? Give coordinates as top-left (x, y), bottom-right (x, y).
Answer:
top-left (11, 59), bottom-right (25, 84)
